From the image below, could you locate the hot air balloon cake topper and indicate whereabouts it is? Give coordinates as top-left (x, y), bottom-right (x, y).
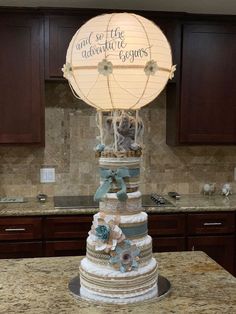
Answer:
top-left (65, 12), bottom-right (175, 304)
top-left (62, 12), bottom-right (175, 155)
top-left (63, 12), bottom-right (175, 111)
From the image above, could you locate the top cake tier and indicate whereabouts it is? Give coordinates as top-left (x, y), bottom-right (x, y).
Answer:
top-left (99, 157), bottom-right (141, 193)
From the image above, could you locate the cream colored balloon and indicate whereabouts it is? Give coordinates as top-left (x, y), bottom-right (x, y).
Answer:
top-left (63, 13), bottom-right (175, 111)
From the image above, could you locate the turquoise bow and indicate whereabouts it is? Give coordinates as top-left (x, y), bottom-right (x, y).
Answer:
top-left (94, 168), bottom-right (130, 202)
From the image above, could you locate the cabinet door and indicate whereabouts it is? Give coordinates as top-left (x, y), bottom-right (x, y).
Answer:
top-left (148, 214), bottom-right (186, 236)
top-left (44, 215), bottom-right (92, 239)
top-left (188, 235), bottom-right (235, 275)
top-left (0, 14), bottom-right (44, 144)
top-left (180, 24), bottom-right (236, 144)
top-left (45, 240), bottom-right (86, 257)
top-left (0, 241), bottom-right (42, 259)
top-left (45, 13), bottom-right (95, 79)
top-left (152, 237), bottom-right (186, 253)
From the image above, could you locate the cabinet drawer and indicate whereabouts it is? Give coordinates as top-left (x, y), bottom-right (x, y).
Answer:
top-left (148, 214), bottom-right (185, 236)
top-left (0, 217), bottom-right (42, 241)
top-left (187, 212), bottom-right (235, 235)
top-left (152, 237), bottom-right (186, 253)
top-left (44, 215), bottom-right (92, 239)
top-left (45, 240), bottom-right (86, 257)
top-left (0, 241), bottom-right (42, 259)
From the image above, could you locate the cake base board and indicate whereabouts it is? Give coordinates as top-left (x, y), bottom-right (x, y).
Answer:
top-left (68, 275), bottom-right (171, 305)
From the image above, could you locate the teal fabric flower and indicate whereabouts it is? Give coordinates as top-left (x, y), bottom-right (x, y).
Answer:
top-left (109, 240), bottom-right (140, 273)
top-left (89, 215), bottom-right (125, 252)
top-left (97, 59), bottom-right (113, 76)
top-left (144, 60), bottom-right (158, 76)
top-left (95, 144), bottom-right (105, 152)
top-left (95, 225), bottom-right (110, 242)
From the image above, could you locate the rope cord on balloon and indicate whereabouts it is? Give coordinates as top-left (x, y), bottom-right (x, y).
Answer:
top-left (69, 24), bottom-right (103, 110)
top-left (134, 110), bottom-right (139, 144)
top-left (129, 75), bottom-right (150, 110)
top-left (129, 14), bottom-right (152, 109)
top-left (86, 73), bottom-right (101, 98)
top-left (113, 110), bottom-right (118, 152)
top-left (68, 81), bottom-right (81, 100)
top-left (72, 64), bottom-right (171, 73)
top-left (105, 14), bottom-right (115, 110)
top-left (110, 73), bottom-right (141, 99)
top-left (98, 111), bottom-right (104, 145)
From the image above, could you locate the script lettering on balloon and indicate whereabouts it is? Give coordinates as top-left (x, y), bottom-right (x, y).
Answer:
top-left (75, 27), bottom-right (150, 63)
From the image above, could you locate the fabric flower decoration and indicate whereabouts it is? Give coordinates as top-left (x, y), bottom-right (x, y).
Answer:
top-left (130, 143), bottom-right (141, 151)
top-left (95, 143), bottom-right (105, 152)
top-left (144, 60), bottom-right (158, 76)
top-left (169, 64), bottom-right (177, 79)
top-left (89, 215), bottom-right (125, 252)
top-left (97, 59), bottom-right (113, 76)
top-left (61, 62), bottom-right (72, 79)
top-left (109, 240), bottom-right (140, 273)
top-left (95, 225), bottom-right (110, 241)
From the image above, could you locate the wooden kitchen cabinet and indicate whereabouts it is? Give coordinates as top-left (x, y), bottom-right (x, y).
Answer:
top-left (177, 23), bottom-right (236, 144)
top-left (44, 215), bottom-right (92, 239)
top-left (45, 239), bottom-right (86, 257)
top-left (188, 235), bottom-right (235, 274)
top-left (0, 242), bottom-right (43, 258)
top-left (149, 213), bottom-right (186, 253)
top-left (152, 236), bottom-right (186, 252)
top-left (0, 217), bottom-right (43, 259)
top-left (0, 13), bottom-right (44, 144)
top-left (148, 213), bottom-right (186, 236)
top-left (43, 215), bottom-right (92, 256)
top-left (187, 212), bottom-right (235, 275)
top-left (45, 13), bottom-right (95, 79)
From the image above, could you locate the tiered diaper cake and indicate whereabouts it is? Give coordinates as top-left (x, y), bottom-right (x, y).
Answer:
top-left (80, 154), bottom-right (158, 304)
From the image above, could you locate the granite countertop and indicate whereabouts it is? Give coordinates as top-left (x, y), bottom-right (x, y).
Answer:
top-left (0, 194), bottom-right (236, 216)
top-left (0, 251), bottom-right (235, 314)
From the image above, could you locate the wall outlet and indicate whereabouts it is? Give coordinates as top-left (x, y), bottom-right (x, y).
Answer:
top-left (40, 168), bottom-right (55, 183)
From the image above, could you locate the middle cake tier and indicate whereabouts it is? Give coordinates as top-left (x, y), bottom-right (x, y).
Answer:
top-left (86, 211), bottom-right (153, 267)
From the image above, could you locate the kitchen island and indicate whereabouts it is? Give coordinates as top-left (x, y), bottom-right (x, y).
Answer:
top-left (0, 251), bottom-right (235, 314)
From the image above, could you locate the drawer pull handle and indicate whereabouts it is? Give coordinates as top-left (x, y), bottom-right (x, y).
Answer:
top-left (4, 228), bottom-right (26, 232)
top-left (203, 222), bottom-right (222, 226)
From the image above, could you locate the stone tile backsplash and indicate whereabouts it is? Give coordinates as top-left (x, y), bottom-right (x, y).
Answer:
top-left (1, 81), bottom-right (236, 197)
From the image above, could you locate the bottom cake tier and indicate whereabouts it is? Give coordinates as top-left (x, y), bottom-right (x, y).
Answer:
top-left (80, 257), bottom-right (158, 304)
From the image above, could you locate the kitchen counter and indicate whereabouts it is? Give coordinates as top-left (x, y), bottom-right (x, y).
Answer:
top-left (0, 194), bottom-right (236, 216)
top-left (0, 251), bottom-right (235, 314)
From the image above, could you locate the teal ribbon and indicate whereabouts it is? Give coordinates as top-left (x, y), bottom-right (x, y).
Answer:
top-left (94, 167), bottom-right (131, 202)
top-left (120, 222), bottom-right (148, 239)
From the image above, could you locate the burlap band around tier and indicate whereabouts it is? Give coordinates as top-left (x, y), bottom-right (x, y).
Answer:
top-left (96, 150), bottom-right (142, 158)
top-left (99, 157), bottom-right (141, 168)
top-left (86, 241), bottom-right (152, 266)
top-left (80, 263), bottom-right (158, 296)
